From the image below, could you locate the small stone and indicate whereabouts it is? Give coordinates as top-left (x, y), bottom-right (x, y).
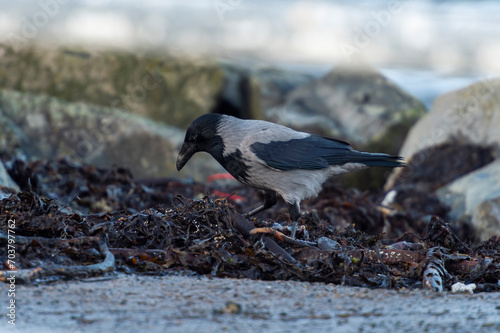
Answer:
top-left (317, 237), bottom-right (341, 250)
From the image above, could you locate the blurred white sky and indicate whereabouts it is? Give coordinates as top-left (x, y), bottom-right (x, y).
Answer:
top-left (1, 0), bottom-right (500, 105)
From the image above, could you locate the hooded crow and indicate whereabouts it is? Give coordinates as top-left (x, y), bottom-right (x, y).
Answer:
top-left (177, 113), bottom-right (405, 238)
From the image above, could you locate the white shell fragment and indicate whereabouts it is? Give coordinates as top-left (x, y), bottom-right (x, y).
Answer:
top-left (451, 282), bottom-right (476, 294)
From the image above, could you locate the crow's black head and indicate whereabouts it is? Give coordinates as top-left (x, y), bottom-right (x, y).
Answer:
top-left (176, 113), bottom-right (225, 171)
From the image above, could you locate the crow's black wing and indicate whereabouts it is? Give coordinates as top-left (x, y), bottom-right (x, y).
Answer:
top-left (250, 135), bottom-right (354, 170)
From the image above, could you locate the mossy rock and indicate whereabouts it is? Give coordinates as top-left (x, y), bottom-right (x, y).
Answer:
top-left (0, 44), bottom-right (225, 129)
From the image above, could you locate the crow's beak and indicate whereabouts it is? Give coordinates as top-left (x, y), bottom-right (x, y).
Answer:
top-left (176, 142), bottom-right (196, 171)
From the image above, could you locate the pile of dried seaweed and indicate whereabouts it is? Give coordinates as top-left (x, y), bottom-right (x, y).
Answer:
top-left (0, 157), bottom-right (499, 292)
top-left (4, 156), bottom-right (205, 213)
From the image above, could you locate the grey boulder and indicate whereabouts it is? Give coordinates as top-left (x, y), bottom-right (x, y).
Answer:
top-left (0, 89), bottom-right (223, 181)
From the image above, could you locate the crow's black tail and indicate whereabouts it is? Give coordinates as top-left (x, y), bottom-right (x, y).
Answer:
top-left (340, 151), bottom-right (406, 168)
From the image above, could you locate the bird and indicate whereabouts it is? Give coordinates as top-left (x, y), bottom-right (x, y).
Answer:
top-left (176, 113), bottom-right (405, 238)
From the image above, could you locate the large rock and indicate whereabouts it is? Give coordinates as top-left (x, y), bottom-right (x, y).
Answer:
top-left (0, 89), bottom-right (223, 181)
top-left (0, 44), bottom-right (224, 129)
top-left (265, 65), bottom-right (426, 153)
top-left (473, 197), bottom-right (500, 241)
top-left (436, 159), bottom-right (500, 240)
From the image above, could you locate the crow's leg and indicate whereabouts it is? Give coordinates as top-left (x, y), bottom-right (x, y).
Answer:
top-left (244, 191), bottom-right (278, 218)
top-left (288, 201), bottom-right (301, 239)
